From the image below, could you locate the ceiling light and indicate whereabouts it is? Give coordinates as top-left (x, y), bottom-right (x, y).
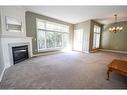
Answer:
top-left (109, 14), bottom-right (123, 33)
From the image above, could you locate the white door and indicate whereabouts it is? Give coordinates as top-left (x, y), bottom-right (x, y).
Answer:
top-left (74, 29), bottom-right (83, 51)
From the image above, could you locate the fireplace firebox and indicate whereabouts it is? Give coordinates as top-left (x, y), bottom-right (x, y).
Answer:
top-left (12, 45), bottom-right (29, 64)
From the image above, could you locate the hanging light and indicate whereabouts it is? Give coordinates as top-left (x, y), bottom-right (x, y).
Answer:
top-left (109, 14), bottom-right (123, 33)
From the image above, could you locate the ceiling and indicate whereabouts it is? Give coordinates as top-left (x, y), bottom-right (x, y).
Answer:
top-left (25, 6), bottom-right (127, 24)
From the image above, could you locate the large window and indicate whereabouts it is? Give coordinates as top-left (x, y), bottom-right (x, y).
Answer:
top-left (37, 19), bottom-right (69, 51)
top-left (93, 25), bottom-right (101, 49)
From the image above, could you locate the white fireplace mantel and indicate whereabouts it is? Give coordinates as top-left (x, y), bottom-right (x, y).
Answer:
top-left (0, 37), bottom-right (33, 69)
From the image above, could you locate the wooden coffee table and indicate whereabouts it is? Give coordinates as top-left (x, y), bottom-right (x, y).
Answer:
top-left (107, 59), bottom-right (127, 80)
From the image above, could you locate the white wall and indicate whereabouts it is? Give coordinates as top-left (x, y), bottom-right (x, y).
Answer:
top-left (0, 7), bottom-right (2, 35)
top-left (0, 8), bottom-right (3, 74)
top-left (0, 6), bottom-right (26, 37)
top-left (0, 38), bottom-right (4, 81)
top-left (0, 7), bottom-right (33, 81)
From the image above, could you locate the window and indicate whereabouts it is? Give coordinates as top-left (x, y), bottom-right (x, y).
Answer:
top-left (55, 32), bottom-right (62, 47)
top-left (46, 32), bottom-right (55, 48)
top-left (37, 30), bottom-right (46, 49)
top-left (93, 25), bottom-right (101, 49)
top-left (36, 19), bottom-right (69, 51)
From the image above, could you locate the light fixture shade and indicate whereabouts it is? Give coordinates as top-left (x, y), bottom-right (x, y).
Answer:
top-left (120, 27), bottom-right (123, 30)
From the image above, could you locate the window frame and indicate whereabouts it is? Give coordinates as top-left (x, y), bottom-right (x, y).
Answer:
top-left (36, 18), bottom-right (69, 52)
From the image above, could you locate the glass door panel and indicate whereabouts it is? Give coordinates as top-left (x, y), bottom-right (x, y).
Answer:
top-left (74, 29), bottom-right (83, 51)
top-left (93, 25), bottom-right (101, 49)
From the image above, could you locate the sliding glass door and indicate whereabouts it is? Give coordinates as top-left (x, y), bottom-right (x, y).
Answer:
top-left (74, 29), bottom-right (83, 51)
top-left (92, 25), bottom-right (101, 49)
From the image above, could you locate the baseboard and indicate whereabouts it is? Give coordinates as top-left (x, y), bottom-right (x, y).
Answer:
top-left (89, 49), bottom-right (100, 53)
top-left (82, 51), bottom-right (90, 53)
top-left (99, 49), bottom-right (127, 54)
top-left (32, 51), bottom-right (62, 57)
top-left (0, 67), bottom-right (5, 82)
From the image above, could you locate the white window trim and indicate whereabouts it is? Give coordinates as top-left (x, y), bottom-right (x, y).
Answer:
top-left (36, 18), bottom-right (69, 52)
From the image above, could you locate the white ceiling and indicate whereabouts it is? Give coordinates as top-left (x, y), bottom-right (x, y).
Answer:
top-left (25, 6), bottom-right (127, 24)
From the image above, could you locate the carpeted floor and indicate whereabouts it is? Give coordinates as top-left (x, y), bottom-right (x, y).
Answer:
top-left (0, 51), bottom-right (127, 89)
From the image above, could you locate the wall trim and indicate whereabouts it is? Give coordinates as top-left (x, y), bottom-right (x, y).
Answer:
top-left (32, 51), bottom-right (62, 57)
top-left (99, 49), bottom-right (127, 54)
top-left (0, 67), bottom-right (6, 82)
top-left (82, 51), bottom-right (90, 53)
top-left (72, 50), bottom-right (90, 53)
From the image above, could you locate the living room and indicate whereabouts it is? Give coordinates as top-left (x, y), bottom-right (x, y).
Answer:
top-left (0, 6), bottom-right (127, 89)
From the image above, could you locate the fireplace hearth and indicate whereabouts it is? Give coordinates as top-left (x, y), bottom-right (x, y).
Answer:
top-left (12, 45), bottom-right (29, 64)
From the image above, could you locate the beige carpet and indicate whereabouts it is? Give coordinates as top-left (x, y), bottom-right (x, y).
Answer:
top-left (0, 51), bottom-right (127, 89)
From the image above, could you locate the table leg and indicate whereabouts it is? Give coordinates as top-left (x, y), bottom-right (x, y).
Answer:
top-left (107, 69), bottom-right (112, 80)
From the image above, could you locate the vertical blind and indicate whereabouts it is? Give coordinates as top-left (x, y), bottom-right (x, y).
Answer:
top-left (93, 25), bottom-right (101, 49)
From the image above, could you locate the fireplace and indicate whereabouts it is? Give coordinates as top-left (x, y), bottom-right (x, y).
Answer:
top-left (12, 45), bottom-right (29, 64)
top-left (1, 37), bottom-right (32, 69)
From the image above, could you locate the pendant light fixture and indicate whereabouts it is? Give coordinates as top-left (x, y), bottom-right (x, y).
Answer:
top-left (109, 14), bottom-right (123, 33)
